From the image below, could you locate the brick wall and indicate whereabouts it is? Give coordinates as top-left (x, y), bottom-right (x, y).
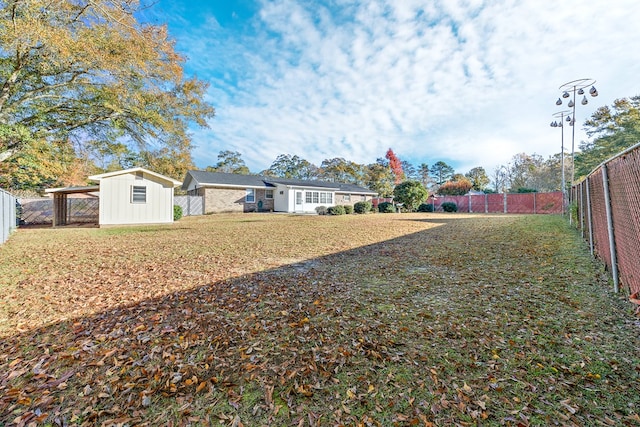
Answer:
top-left (199, 187), bottom-right (274, 213)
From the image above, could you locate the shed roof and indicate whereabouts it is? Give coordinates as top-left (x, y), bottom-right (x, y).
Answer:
top-left (89, 167), bottom-right (181, 187)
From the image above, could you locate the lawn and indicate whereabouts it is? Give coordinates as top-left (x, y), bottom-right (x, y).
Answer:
top-left (1, 213), bottom-right (639, 426)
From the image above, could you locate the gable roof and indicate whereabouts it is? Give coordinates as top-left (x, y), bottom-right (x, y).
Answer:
top-left (89, 167), bottom-right (181, 187)
top-left (183, 170), bottom-right (377, 195)
top-left (182, 171), bottom-right (274, 190)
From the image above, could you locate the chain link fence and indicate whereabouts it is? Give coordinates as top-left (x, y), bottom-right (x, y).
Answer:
top-left (431, 192), bottom-right (563, 214)
top-left (572, 142), bottom-right (640, 301)
top-left (18, 197), bottom-right (99, 226)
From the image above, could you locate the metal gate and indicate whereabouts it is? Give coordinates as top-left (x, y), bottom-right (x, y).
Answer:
top-left (174, 195), bottom-right (204, 216)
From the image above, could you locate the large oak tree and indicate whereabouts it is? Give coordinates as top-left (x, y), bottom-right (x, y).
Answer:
top-left (0, 0), bottom-right (214, 182)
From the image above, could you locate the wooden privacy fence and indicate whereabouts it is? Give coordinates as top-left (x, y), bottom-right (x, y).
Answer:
top-left (1, 189), bottom-right (17, 244)
top-left (429, 192), bottom-right (563, 214)
top-left (572, 142), bottom-right (640, 300)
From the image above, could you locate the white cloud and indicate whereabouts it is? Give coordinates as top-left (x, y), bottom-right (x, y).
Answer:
top-left (177, 0), bottom-right (640, 177)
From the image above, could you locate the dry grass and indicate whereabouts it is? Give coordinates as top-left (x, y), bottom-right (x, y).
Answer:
top-left (1, 213), bottom-right (639, 426)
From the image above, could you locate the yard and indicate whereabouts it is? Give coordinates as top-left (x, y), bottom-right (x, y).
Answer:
top-left (1, 213), bottom-right (639, 426)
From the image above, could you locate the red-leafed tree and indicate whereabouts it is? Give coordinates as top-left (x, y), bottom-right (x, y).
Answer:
top-left (385, 148), bottom-right (404, 184)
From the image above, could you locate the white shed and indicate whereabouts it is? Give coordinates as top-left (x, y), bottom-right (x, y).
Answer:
top-left (88, 167), bottom-right (181, 226)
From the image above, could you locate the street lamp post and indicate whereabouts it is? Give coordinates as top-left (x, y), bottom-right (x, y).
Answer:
top-left (550, 109), bottom-right (572, 215)
top-left (554, 78), bottom-right (598, 186)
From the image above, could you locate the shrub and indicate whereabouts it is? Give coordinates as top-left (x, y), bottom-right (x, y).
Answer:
top-left (437, 179), bottom-right (473, 196)
top-left (516, 187), bottom-right (537, 193)
top-left (343, 205), bottom-right (353, 214)
top-left (393, 180), bottom-right (428, 211)
top-left (315, 206), bottom-right (328, 215)
top-left (173, 205), bottom-right (183, 221)
top-left (353, 201), bottom-right (372, 214)
top-left (378, 202), bottom-right (396, 213)
top-left (327, 205), bottom-right (346, 215)
top-left (418, 203), bottom-right (434, 212)
top-left (441, 201), bottom-right (458, 212)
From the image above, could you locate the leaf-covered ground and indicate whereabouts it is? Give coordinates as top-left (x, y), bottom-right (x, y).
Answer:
top-left (1, 213), bottom-right (639, 426)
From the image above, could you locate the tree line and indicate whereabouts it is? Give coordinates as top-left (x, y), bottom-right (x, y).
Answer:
top-left (1, 1), bottom-right (638, 196)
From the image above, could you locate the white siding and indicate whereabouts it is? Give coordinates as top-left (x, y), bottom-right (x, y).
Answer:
top-left (98, 172), bottom-right (174, 225)
top-left (271, 185), bottom-right (337, 213)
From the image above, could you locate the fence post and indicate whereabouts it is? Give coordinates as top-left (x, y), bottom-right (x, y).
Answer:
top-left (468, 194), bottom-right (472, 213)
top-left (485, 194), bottom-right (488, 213)
top-left (585, 178), bottom-right (594, 256)
top-left (503, 192), bottom-right (507, 214)
top-left (569, 186), bottom-right (573, 225)
top-left (533, 192), bottom-right (537, 214)
top-left (580, 182), bottom-right (586, 238)
top-left (601, 164), bottom-right (619, 293)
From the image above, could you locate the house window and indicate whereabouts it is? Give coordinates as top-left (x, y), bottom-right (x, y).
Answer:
top-left (361, 195), bottom-right (366, 201)
top-left (265, 190), bottom-right (274, 199)
top-left (296, 192), bottom-right (303, 205)
top-left (344, 194), bottom-right (351, 202)
top-left (246, 189), bottom-right (255, 203)
top-left (131, 186), bottom-right (146, 203)
top-left (304, 191), bottom-right (333, 204)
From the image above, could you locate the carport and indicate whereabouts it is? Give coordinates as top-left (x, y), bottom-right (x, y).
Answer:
top-left (44, 186), bottom-right (100, 227)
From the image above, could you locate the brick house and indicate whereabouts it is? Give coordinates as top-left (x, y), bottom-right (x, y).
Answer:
top-left (182, 171), bottom-right (377, 214)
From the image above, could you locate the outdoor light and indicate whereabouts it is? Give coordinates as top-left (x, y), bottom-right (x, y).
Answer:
top-left (551, 109), bottom-right (572, 216)
top-left (554, 78), bottom-right (599, 222)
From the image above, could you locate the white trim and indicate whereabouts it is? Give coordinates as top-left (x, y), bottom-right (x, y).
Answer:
top-left (45, 186), bottom-right (100, 194)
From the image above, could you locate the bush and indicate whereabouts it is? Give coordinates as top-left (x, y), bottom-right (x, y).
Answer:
top-left (437, 179), bottom-right (473, 196)
top-left (343, 205), bottom-right (353, 214)
top-left (378, 202), bottom-right (396, 213)
top-left (516, 187), bottom-right (537, 193)
top-left (173, 205), bottom-right (183, 221)
top-left (393, 180), bottom-right (428, 211)
top-left (353, 201), bottom-right (372, 214)
top-left (327, 205), bottom-right (346, 215)
top-left (441, 201), bottom-right (458, 212)
top-left (418, 203), bottom-right (434, 212)
top-left (315, 206), bottom-right (328, 215)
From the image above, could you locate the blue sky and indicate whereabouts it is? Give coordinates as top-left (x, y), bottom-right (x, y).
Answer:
top-left (144, 0), bottom-right (640, 176)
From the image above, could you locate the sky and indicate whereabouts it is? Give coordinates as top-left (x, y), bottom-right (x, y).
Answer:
top-left (143, 0), bottom-right (640, 176)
